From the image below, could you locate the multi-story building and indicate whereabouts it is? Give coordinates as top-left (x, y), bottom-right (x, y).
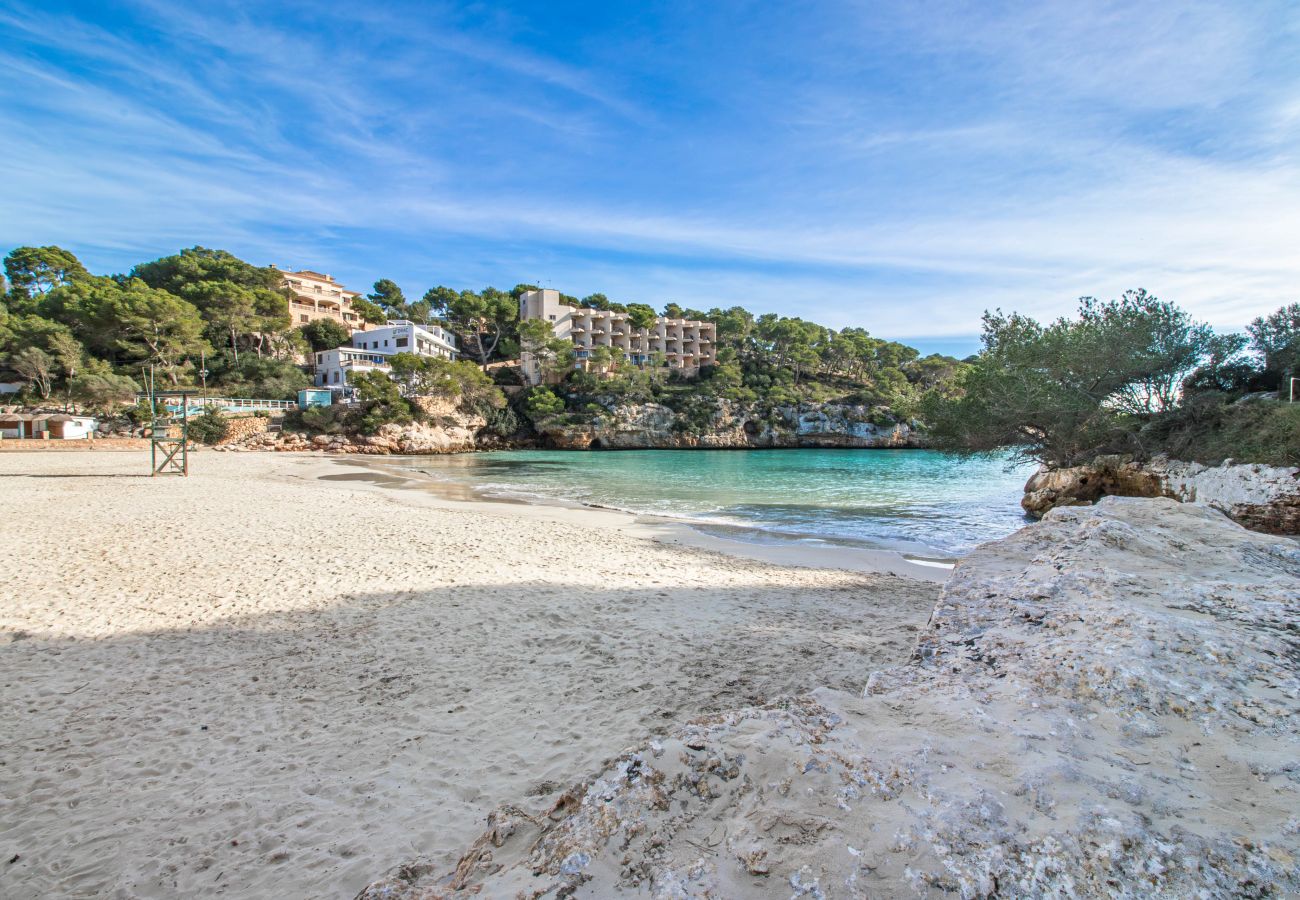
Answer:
top-left (276, 268), bottom-right (369, 333)
top-left (311, 347), bottom-right (392, 390)
top-left (518, 289), bottom-right (717, 386)
top-left (348, 320), bottom-right (458, 360)
top-left (312, 320), bottom-right (459, 392)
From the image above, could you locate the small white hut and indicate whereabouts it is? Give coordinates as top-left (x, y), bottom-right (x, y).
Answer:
top-left (0, 413), bottom-right (98, 440)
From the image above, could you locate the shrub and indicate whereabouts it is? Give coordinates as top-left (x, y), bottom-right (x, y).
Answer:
top-left (1141, 394), bottom-right (1300, 467)
top-left (286, 404), bottom-right (351, 435)
top-left (188, 407), bottom-right (230, 444)
top-left (483, 405), bottom-right (520, 437)
top-left (522, 387), bottom-right (565, 424)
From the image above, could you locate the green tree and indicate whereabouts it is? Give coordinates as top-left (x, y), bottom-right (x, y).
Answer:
top-left (387, 353), bottom-right (505, 408)
top-left (522, 387), bottom-right (565, 423)
top-left (1247, 303), bottom-right (1300, 391)
top-left (925, 292), bottom-right (1220, 467)
top-left (368, 279), bottom-right (407, 317)
top-left (439, 287), bottom-right (518, 369)
top-left (586, 345), bottom-right (613, 375)
top-left (38, 276), bottom-right (129, 358)
top-left (9, 347), bottom-right (54, 399)
top-left (519, 318), bottom-right (576, 382)
top-left (299, 318), bottom-right (351, 353)
top-left (350, 368), bottom-right (413, 433)
top-left (67, 363), bottom-right (139, 410)
top-left (108, 278), bottom-right (210, 384)
top-left (208, 354), bottom-right (310, 399)
top-left (625, 303), bottom-right (658, 331)
top-left (133, 248), bottom-right (290, 363)
top-left (4, 246), bottom-right (89, 306)
top-left (349, 296), bottom-right (388, 325)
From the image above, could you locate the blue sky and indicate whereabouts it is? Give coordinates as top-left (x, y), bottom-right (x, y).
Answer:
top-left (2, 0), bottom-right (1298, 356)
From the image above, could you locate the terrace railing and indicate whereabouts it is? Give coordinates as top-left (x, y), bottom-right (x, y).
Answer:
top-left (137, 395), bottom-right (297, 414)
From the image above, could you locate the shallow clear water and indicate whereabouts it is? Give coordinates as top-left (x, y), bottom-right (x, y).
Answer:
top-left (386, 449), bottom-right (1036, 557)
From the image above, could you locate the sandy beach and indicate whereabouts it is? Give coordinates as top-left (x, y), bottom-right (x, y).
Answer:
top-left (0, 450), bottom-right (938, 899)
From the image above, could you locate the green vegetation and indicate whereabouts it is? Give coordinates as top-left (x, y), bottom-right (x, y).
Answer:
top-left (528, 304), bottom-right (966, 427)
top-left (299, 318), bottom-right (350, 353)
top-left (187, 407), bottom-right (230, 444)
top-left (0, 244), bottom-right (314, 408)
top-left (925, 292), bottom-right (1298, 468)
top-left (22, 242), bottom-right (1286, 471)
top-left (284, 357), bottom-right (509, 437)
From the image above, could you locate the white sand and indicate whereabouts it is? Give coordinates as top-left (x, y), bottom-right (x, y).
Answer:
top-left (0, 451), bottom-right (937, 899)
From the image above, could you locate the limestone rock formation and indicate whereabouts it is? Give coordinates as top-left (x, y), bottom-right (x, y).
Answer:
top-left (357, 497), bottom-right (1300, 898)
top-left (542, 400), bottom-right (923, 450)
top-left (217, 419), bottom-right (483, 456)
top-left (1023, 455), bottom-right (1300, 535)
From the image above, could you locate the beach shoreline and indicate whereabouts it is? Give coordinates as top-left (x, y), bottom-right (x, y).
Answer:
top-left (0, 449), bottom-right (940, 899)
top-left (337, 454), bottom-right (958, 582)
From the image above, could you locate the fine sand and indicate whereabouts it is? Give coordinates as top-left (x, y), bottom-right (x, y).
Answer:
top-left (0, 451), bottom-right (938, 899)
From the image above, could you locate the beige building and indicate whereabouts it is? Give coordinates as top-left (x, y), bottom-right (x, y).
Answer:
top-left (519, 289), bottom-right (717, 385)
top-left (276, 268), bottom-right (368, 333)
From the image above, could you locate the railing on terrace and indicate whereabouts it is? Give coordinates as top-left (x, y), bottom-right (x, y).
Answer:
top-left (138, 395), bottom-right (297, 413)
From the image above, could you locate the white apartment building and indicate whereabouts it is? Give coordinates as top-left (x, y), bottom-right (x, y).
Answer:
top-left (348, 320), bottom-right (459, 359)
top-left (313, 320), bottom-right (459, 392)
top-left (312, 347), bottom-right (393, 390)
top-left (518, 289), bottom-right (717, 386)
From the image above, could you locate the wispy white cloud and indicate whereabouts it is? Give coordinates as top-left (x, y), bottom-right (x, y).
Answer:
top-left (1, 0), bottom-right (1297, 342)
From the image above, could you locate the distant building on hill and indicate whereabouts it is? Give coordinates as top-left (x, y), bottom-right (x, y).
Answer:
top-left (518, 289), bottom-right (717, 386)
top-left (313, 320), bottom-right (459, 392)
top-left (275, 268), bottom-right (369, 333)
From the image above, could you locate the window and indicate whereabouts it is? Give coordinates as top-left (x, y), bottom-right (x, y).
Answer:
top-left (300, 314), bottom-right (309, 323)
top-left (333, 371), bottom-right (340, 384)
top-left (396, 337), bottom-right (408, 347)
top-left (383, 340), bottom-right (389, 347)
top-left (548, 314), bottom-right (556, 321)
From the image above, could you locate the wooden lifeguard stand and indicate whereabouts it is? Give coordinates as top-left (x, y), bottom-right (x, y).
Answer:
top-left (146, 378), bottom-right (191, 477)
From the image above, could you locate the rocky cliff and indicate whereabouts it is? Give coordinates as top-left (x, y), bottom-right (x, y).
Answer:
top-left (217, 399), bottom-right (924, 454)
top-left (217, 398), bottom-right (487, 456)
top-left (541, 400), bottom-right (924, 450)
top-left (357, 497), bottom-right (1300, 898)
top-left (1023, 454), bottom-right (1300, 535)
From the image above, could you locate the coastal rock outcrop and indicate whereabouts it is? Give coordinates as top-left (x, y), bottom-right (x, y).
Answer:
top-left (218, 420), bottom-right (483, 455)
top-left (356, 497), bottom-right (1300, 898)
top-left (542, 400), bottom-right (923, 450)
top-left (1023, 454), bottom-right (1300, 534)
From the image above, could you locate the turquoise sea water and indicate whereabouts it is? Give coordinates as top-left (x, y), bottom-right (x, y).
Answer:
top-left (385, 449), bottom-right (1036, 558)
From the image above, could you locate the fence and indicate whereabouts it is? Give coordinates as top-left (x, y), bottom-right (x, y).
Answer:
top-left (137, 395), bottom-right (297, 414)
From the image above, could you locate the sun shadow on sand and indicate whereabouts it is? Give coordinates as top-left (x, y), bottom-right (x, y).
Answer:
top-left (1, 579), bottom-right (936, 900)
top-left (0, 473), bottom-right (151, 478)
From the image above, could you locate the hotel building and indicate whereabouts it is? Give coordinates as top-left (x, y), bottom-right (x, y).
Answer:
top-left (518, 289), bottom-right (717, 386)
top-left (277, 268), bottom-right (369, 333)
top-left (313, 320), bottom-right (459, 391)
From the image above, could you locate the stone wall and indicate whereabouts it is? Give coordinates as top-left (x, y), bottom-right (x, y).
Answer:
top-left (215, 415), bottom-right (270, 446)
